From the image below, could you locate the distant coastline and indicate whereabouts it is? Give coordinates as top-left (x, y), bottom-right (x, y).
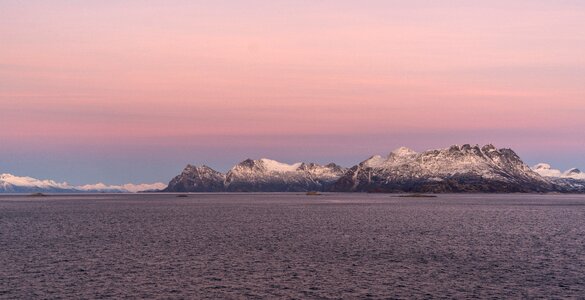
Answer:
top-left (3, 144), bottom-right (584, 194)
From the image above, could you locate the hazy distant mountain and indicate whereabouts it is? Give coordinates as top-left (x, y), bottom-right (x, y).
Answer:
top-left (532, 163), bottom-right (585, 180)
top-left (0, 173), bottom-right (166, 193)
top-left (163, 144), bottom-right (578, 193)
top-left (0, 173), bottom-right (78, 193)
top-left (77, 182), bottom-right (168, 193)
top-left (532, 163), bottom-right (585, 193)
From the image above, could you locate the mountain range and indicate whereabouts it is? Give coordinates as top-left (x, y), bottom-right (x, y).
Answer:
top-left (3, 144), bottom-right (583, 194)
top-left (163, 159), bottom-right (346, 193)
top-left (163, 144), bottom-right (584, 193)
top-left (532, 163), bottom-right (585, 193)
top-left (0, 173), bottom-right (166, 193)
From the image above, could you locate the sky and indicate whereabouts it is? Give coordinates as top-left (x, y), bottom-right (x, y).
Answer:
top-left (1, 0), bottom-right (584, 185)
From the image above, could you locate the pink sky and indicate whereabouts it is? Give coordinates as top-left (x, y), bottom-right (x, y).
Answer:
top-left (1, 1), bottom-right (584, 184)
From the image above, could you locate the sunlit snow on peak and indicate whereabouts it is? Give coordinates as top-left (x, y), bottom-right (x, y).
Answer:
top-left (391, 147), bottom-right (418, 157)
top-left (259, 158), bottom-right (303, 172)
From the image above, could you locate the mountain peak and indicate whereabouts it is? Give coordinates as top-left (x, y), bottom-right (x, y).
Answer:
top-left (334, 144), bottom-right (551, 193)
top-left (220, 159), bottom-right (349, 192)
top-left (564, 168), bottom-right (582, 176)
top-left (363, 155), bottom-right (386, 168)
top-left (481, 144), bottom-right (497, 152)
top-left (164, 164), bottom-right (225, 192)
top-left (532, 163), bottom-right (565, 178)
top-left (391, 147), bottom-right (417, 157)
top-left (231, 158), bottom-right (303, 173)
top-left (533, 163), bottom-right (552, 170)
top-left (237, 159), bottom-right (257, 168)
top-left (258, 158), bottom-right (302, 172)
top-left (183, 164), bottom-right (214, 172)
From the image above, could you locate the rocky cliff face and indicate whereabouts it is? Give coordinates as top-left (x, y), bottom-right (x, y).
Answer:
top-left (162, 165), bottom-right (225, 192)
top-left (333, 144), bottom-right (553, 193)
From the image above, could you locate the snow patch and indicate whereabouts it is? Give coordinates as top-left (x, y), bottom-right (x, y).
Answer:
top-left (259, 158), bottom-right (302, 172)
top-left (364, 155), bottom-right (386, 168)
top-left (391, 147), bottom-right (417, 157)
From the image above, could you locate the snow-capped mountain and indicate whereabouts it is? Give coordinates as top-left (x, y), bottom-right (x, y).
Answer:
top-left (0, 173), bottom-right (77, 193)
top-left (163, 159), bottom-right (347, 192)
top-left (532, 163), bottom-right (585, 192)
top-left (333, 144), bottom-right (553, 193)
top-left (8, 144), bottom-right (581, 194)
top-left (532, 163), bottom-right (585, 180)
top-left (0, 173), bottom-right (166, 193)
top-left (77, 182), bottom-right (167, 193)
top-left (162, 145), bottom-right (563, 193)
top-left (225, 159), bottom-right (346, 192)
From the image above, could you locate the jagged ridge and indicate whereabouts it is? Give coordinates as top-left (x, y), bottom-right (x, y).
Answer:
top-left (225, 159), bottom-right (346, 192)
top-left (334, 144), bottom-right (552, 193)
top-left (163, 144), bottom-right (573, 193)
top-left (164, 159), bottom-right (346, 192)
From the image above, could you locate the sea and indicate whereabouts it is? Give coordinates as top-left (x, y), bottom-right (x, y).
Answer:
top-left (1, 193), bottom-right (584, 299)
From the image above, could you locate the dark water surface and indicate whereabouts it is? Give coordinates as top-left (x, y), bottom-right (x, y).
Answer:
top-left (1, 193), bottom-right (585, 299)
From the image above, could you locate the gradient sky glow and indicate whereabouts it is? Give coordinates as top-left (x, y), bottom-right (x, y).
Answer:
top-left (1, 1), bottom-right (584, 184)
